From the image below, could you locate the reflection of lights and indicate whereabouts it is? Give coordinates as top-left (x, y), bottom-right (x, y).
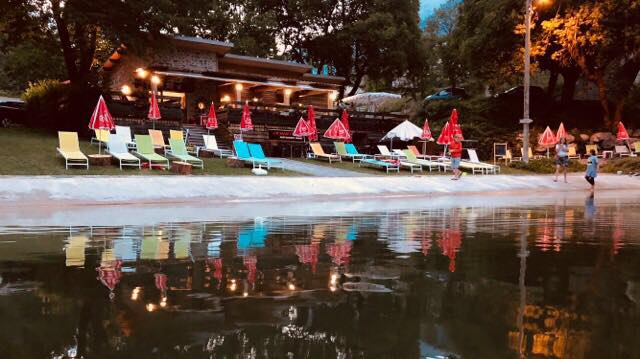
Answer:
top-left (229, 279), bottom-right (237, 292)
top-left (234, 83), bottom-right (243, 91)
top-left (329, 285), bottom-right (337, 292)
top-left (243, 291), bottom-right (248, 297)
top-left (146, 303), bottom-right (156, 312)
top-left (330, 273), bottom-right (338, 285)
top-left (284, 88), bottom-right (292, 96)
top-left (252, 97), bottom-right (258, 102)
top-left (131, 287), bottom-right (141, 301)
top-left (160, 296), bottom-right (167, 307)
top-left (329, 91), bottom-right (338, 101)
top-left (288, 283), bottom-right (296, 291)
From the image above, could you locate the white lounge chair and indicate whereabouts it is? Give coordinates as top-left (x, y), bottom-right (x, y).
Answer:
top-left (614, 145), bottom-right (631, 157)
top-left (376, 145), bottom-right (403, 159)
top-left (466, 149), bottom-right (500, 174)
top-left (107, 135), bottom-right (141, 170)
top-left (199, 135), bottom-right (233, 158)
top-left (115, 125), bottom-right (136, 149)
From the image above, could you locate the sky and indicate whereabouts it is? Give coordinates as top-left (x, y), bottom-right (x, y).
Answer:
top-left (420, 0), bottom-right (447, 28)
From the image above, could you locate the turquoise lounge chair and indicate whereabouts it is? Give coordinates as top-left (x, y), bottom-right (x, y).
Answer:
top-left (233, 140), bottom-right (263, 168)
top-left (168, 138), bottom-right (204, 169)
top-left (247, 143), bottom-right (285, 170)
top-left (344, 143), bottom-right (373, 162)
top-left (359, 158), bottom-right (400, 173)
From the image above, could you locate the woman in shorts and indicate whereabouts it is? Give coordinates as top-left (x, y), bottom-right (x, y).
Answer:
top-left (554, 137), bottom-right (569, 183)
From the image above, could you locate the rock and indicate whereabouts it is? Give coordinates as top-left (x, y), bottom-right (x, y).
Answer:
top-left (564, 134), bottom-right (575, 143)
top-left (590, 132), bottom-right (614, 143)
top-left (579, 134), bottom-right (590, 142)
top-left (633, 129), bottom-right (640, 137)
top-left (601, 139), bottom-right (616, 150)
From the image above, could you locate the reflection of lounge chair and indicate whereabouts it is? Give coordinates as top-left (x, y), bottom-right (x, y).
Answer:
top-left (308, 142), bottom-right (341, 163)
top-left (115, 125), bottom-right (136, 149)
top-left (237, 223), bottom-right (268, 249)
top-left (57, 131), bottom-right (89, 169)
top-left (168, 139), bottom-right (204, 168)
top-left (199, 135), bottom-right (233, 158)
top-left (403, 150), bottom-right (445, 172)
top-left (107, 135), bottom-right (141, 170)
top-left (335, 142), bottom-right (367, 162)
top-left (248, 143), bottom-right (285, 170)
top-left (133, 135), bottom-right (170, 169)
top-left (359, 158), bottom-right (400, 173)
top-left (615, 145), bottom-right (631, 157)
top-left (91, 129), bottom-right (110, 145)
top-left (466, 149), bottom-right (500, 174)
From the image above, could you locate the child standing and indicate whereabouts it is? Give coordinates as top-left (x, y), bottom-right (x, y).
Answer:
top-left (449, 134), bottom-right (463, 180)
top-left (585, 149), bottom-right (598, 191)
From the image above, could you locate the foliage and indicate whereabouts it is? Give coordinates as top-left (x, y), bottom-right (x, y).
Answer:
top-left (509, 158), bottom-right (585, 174)
top-left (1, 41), bottom-right (66, 91)
top-left (601, 158), bottom-right (640, 174)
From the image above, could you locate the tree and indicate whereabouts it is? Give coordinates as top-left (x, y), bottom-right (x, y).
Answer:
top-left (537, 0), bottom-right (640, 127)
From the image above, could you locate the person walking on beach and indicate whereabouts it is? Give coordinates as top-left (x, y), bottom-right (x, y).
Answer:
top-left (449, 134), bottom-right (463, 180)
top-left (585, 149), bottom-right (598, 192)
top-left (554, 137), bottom-right (569, 183)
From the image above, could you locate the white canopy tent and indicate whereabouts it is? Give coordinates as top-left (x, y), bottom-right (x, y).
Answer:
top-left (381, 120), bottom-right (423, 149)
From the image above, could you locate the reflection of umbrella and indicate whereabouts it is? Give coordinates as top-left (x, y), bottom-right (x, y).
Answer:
top-left (612, 217), bottom-right (624, 255)
top-left (438, 230), bottom-right (461, 272)
top-left (324, 118), bottom-right (351, 141)
top-left (381, 120), bottom-right (423, 150)
top-left (536, 218), bottom-right (553, 252)
top-left (243, 255), bottom-right (257, 285)
top-left (421, 238), bottom-right (432, 256)
top-left (97, 260), bottom-right (123, 299)
top-left (539, 126), bottom-right (556, 157)
top-left (154, 273), bottom-right (168, 293)
top-left (341, 110), bottom-right (351, 143)
top-left (205, 102), bottom-right (218, 135)
top-left (295, 244), bottom-right (320, 273)
top-left (556, 122), bottom-right (567, 142)
top-left (208, 258), bottom-right (223, 288)
top-left (148, 92), bottom-right (161, 129)
top-left (326, 241), bottom-right (352, 266)
top-left (307, 105), bottom-right (318, 141)
top-left (88, 95), bottom-right (115, 155)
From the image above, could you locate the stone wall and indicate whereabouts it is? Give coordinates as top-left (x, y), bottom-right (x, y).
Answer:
top-left (152, 49), bottom-right (218, 73)
top-left (106, 53), bottom-right (147, 92)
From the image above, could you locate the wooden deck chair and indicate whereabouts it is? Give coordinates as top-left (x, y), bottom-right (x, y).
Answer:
top-left (57, 131), bottom-right (89, 169)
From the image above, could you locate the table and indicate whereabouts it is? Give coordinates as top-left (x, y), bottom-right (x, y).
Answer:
top-left (602, 150), bottom-right (613, 159)
top-left (88, 154), bottom-right (112, 166)
top-left (171, 161), bottom-right (192, 175)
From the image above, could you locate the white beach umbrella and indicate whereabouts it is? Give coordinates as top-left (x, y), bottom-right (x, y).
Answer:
top-left (381, 120), bottom-right (423, 149)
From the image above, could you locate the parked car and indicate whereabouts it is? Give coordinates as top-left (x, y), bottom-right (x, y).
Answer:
top-left (493, 86), bottom-right (548, 103)
top-left (424, 87), bottom-right (468, 102)
top-left (0, 100), bottom-right (26, 127)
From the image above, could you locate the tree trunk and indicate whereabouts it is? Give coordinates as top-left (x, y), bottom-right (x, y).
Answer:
top-left (594, 73), bottom-right (612, 128)
top-left (612, 99), bottom-right (625, 130)
top-left (560, 70), bottom-right (578, 105)
top-left (51, 0), bottom-right (78, 83)
top-left (547, 71), bottom-right (558, 98)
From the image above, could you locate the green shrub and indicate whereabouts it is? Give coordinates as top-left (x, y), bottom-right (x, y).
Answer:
top-left (601, 157), bottom-right (640, 174)
top-left (509, 158), bottom-right (586, 174)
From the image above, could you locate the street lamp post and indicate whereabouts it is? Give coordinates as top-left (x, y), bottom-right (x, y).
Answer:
top-left (521, 0), bottom-right (533, 163)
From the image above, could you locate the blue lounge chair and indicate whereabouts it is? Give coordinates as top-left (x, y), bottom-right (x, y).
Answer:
top-left (248, 143), bottom-right (285, 170)
top-left (234, 140), bottom-right (272, 169)
top-left (345, 143), bottom-right (373, 162)
top-left (359, 158), bottom-right (400, 173)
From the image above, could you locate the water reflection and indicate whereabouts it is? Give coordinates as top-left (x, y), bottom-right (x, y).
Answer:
top-left (0, 194), bottom-right (639, 358)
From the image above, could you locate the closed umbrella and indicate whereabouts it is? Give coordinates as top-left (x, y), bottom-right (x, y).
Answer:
top-left (88, 95), bottom-right (115, 155)
top-left (307, 105), bottom-right (318, 141)
top-left (381, 120), bottom-right (423, 150)
top-left (324, 118), bottom-right (351, 141)
top-left (341, 109), bottom-right (351, 143)
top-left (421, 118), bottom-right (434, 156)
top-left (148, 92), bottom-right (161, 129)
top-left (556, 122), bottom-right (567, 142)
top-left (449, 109), bottom-right (464, 139)
top-left (437, 121), bottom-right (453, 146)
top-left (239, 103), bottom-right (253, 141)
top-left (205, 102), bottom-right (218, 136)
top-left (539, 126), bottom-right (556, 158)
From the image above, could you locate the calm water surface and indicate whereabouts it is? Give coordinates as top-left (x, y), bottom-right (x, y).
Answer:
top-left (1, 194), bottom-right (640, 358)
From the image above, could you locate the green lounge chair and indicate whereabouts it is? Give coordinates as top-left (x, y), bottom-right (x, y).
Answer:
top-left (107, 135), bottom-right (141, 170)
top-left (247, 143), bottom-right (285, 170)
top-left (402, 150), bottom-right (445, 172)
top-left (168, 138), bottom-right (204, 168)
top-left (133, 135), bottom-right (170, 169)
top-left (359, 158), bottom-right (400, 173)
top-left (335, 142), bottom-right (368, 162)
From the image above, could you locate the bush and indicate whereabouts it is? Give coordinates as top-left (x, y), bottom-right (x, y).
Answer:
top-left (509, 158), bottom-right (586, 174)
top-left (601, 157), bottom-right (640, 174)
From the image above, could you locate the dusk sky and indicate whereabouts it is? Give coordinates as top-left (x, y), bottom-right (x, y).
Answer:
top-left (420, 0), bottom-right (447, 27)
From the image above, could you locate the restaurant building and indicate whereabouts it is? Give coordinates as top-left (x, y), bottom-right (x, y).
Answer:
top-left (103, 35), bottom-right (406, 155)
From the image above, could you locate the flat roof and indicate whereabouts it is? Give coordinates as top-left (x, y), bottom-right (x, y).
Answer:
top-left (171, 35), bottom-right (234, 54)
top-left (220, 54), bottom-right (312, 73)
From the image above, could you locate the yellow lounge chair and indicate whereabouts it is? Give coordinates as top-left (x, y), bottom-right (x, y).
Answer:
top-left (568, 145), bottom-right (580, 159)
top-left (91, 129), bottom-right (110, 145)
top-left (584, 144), bottom-right (603, 158)
top-left (170, 129), bottom-right (184, 142)
top-left (308, 142), bottom-right (341, 163)
top-left (633, 142), bottom-right (640, 157)
top-left (148, 129), bottom-right (166, 151)
top-left (57, 131), bottom-right (89, 169)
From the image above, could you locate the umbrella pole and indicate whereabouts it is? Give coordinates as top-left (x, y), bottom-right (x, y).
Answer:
top-left (390, 138), bottom-right (393, 151)
top-left (98, 140), bottom-right (102, 155)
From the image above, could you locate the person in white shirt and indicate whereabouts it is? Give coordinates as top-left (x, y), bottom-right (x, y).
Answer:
top-left (554, 137), bottom-right (569, 183)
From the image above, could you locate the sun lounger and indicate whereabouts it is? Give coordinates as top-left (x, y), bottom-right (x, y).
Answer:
top-left (148, 129), bottom-right (167, 151)
top-left (107, 135), bottom-right (141, 170)
top-left (168, 139), bottom-right (204, 168)
top-left (359, 158), bottom-right (400, 173)
top-left (233, 140), bottom-right (267, 168)
top-left (567, 145), bottom-right (580, 159)
top-left (407, 145), bottom-right (434, 160)
top-left (584, 144), bottom-right (603, 158)
top-left (633, 142), bottom-right (640, 157)
top-left (466, 149), bottom-right (500, 174)
top-left (248, 143), bottom-right (285, 170)
top-left (308, 142), bottom-right (341, 163)
top-left (614, 145), bottom-right (631, 157)
top-left (345, 143), bottom-right (373, 160)
top-left (133, 135), bottom-right (170, 169)
top-left (57, 131), bottom-right (89, 169)
top-left (376, 145), bottom-right (403, 160)
top-left (115, 125), bottom-right (136, 149)
top-left (199, 135), bottom-right (233, 158)
top-left (91, 129), bottom-right (110, 145)
top-left (402, 150), bottom-right (443, 172)
top-left (335, 142), bottom-right (368, 162)
top-left (170, 129), bottom-right (184, 142)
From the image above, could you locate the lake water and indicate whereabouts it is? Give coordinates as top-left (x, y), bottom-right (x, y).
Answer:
top-left (1, 193), bottom-right (639, 358)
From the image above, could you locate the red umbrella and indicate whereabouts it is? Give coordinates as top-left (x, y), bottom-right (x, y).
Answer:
top-left (88, 95), bottom-right (115, 155)
top-left (617, 121), bottom-right (630, 141)
top-left (341, 109), bottom-right (351, 143)
top-left (436, 121), bottom-right (453, 146)
top-left (148, 92), bottom-right (161, 129)
top-left (323, 118), bottom-right (351, 141)
top-left (295, 244), bottom-right (319, 273)
top-left (539, 126), bottom-right (557, 158)
top-left (556, 122), bottom-right (567, 142)
top-left (307, 105), bottom-right (318, 141)
top-left (449, 109), bottom-right (464, 139)
top-left (421, 119), bottom-right (433, 140)
top-left (240, 103), bottom-right (253, 131)
top-left (293, 117), bottom-right (312, 137)
top-left (205, 102), bottom-right (218, 135)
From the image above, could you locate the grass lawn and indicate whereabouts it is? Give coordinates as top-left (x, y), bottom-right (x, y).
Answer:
top-left (0, 128), bottom-right (301, 176)
top-left (292, 158), bottom-right (444, 176)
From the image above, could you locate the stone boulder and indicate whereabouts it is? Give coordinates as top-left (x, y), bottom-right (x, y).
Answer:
top-left (579, 134), bottom-right (590, 142)
top-left (633, 129), bottom-right (640, 137)
top-left (564, 134), bottom-right (576, 143)
top-left (590, 132), bottom-right (614, 143)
